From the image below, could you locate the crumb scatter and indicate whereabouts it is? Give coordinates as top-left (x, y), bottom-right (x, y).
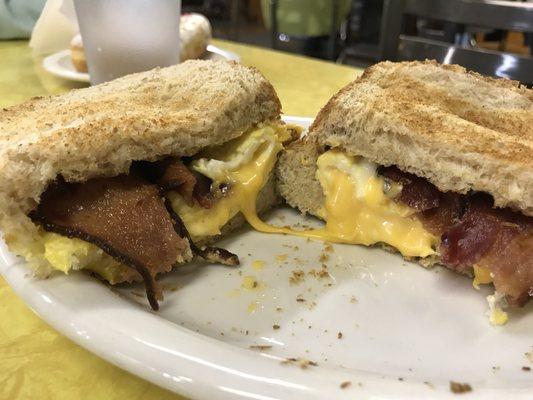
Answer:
top-left (289, 270), bottom-right (305, 285)
top-left (318, 252), bottom-right (329, 263)
top-left (252, 260), bottom-right (265, 271)
top-left (525, 349), bottom-right (533, 363)
top-left (424, 381), bottom-right (434, 389)
top-left (275, 254), bottom-right (288, 263)
top-left (241, 276), bottom-right (260, 290)
top-left (450, 381), bottom-right (472, 394)
top-left (324, 243), bottom-right (333, 253)
top-left (249, 345), bottom-right (272, 350)
top-left (340, 381), bottom-right (351, 389)
top-left (281, 357), bottom-right (318, 369)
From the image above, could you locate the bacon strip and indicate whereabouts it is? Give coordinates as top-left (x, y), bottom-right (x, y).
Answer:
top-left (419, 192), bottom-right (463, 236)
top-left (479, 231), bottom-right (533, 306)
top-left (440, 195), bottom-right (498, 270)
top-left (431, 193), bottom-right (532, 304)
top-left (192, 172), bottom-right (218, 209)
top-left (440, 194), bottom-right (521, 268)
top-left (153, 157), bottom-right (220, 208)
top-left (381, 165), bottom-right (532, 305)
top-left (154, 158), bottom-right (198, 206)
top-left (30, 175), bottom-right (190, 311)
top-left (380, 166), bottom-right (440, 211)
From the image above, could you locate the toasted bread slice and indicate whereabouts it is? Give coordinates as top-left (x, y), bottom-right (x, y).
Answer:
top-left (277, 137), bottom-right (324, 217)
top-left (0, 60), bottom-right (281, 276)
top-left (309, 60), bottom-right (532, 215)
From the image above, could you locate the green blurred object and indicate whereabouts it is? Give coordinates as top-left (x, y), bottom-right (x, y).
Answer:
top-left (261, 0), bottom-right (351, 37)
top-left (0, 0), bottom-right (46, 39)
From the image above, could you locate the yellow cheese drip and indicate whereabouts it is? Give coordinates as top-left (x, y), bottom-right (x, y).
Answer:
top-left (169, 124), bottom-right (290, 240)
top-left (245, 150), bottom-right (437, 258)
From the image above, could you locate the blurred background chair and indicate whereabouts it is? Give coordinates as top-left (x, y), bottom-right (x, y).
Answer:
top-left (377, 0), bottom-right (533, 85)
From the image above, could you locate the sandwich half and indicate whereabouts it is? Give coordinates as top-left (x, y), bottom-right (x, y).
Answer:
top-left (276, 61), bottom-right (532, 324)
top-left (0, 60), bottom-right (294, 310)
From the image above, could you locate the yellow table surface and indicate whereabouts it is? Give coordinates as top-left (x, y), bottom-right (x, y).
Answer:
top-left (0, 38), bottom-right (362, 400)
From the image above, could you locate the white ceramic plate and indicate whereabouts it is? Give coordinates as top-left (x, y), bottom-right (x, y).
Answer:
top-left (42, 45), bottom-right (241, 83)
top-left (1, 116), bottom-right (532, 400)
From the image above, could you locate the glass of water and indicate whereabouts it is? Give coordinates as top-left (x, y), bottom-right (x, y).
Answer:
top-left (74, 0), bottom-right (181, 85)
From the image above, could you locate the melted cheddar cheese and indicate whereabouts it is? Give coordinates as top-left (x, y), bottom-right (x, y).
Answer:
top-left (169, 123), bottom-right (291, 240)
top-left (311, 151), bottom-right (437, 257)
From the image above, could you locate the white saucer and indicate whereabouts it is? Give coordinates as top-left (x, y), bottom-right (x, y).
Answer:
top-left (42, 45), bottom-right (241, 83)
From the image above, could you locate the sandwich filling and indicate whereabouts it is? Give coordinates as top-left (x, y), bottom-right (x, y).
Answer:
top-left (312, 151), bottom-right (437, 257)
top-left (168, 123), bottom-right (293, 240)
top-left (249, 150), bottom-right (438, 256)
top-left (22, 122), bottom-right (291, 310)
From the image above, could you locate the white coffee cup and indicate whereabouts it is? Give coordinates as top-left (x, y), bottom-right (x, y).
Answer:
top-left (73, 0), bottom-right (181, 85)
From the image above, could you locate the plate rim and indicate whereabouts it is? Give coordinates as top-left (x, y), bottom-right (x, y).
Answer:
top-left (1, 116), bottom-right (531, 400)
top-left (42, 49), bottom-right (90, 82)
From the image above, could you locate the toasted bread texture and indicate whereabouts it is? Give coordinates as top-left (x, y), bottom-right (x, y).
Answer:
top-left (0, 60), bottom-right (281, 269)
top-left (276, 137), bottom-right (324, 217)
top-left (310, 60), bottom-right (533, 215)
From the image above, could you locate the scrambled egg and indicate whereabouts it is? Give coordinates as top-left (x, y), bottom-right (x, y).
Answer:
top-left (17, 232), bottom-right (128, 283)
top-left (486, 291), bottom-right (509, 325)
top-left (168, 123), bottom-right (291, 240)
